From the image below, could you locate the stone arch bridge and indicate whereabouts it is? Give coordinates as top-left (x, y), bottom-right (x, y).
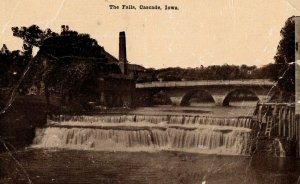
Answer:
top-left (135, 79), bottom-right (276, 106)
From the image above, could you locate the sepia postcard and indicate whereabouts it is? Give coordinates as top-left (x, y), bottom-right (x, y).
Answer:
top-left (0, 0), bottom-right (300, 183)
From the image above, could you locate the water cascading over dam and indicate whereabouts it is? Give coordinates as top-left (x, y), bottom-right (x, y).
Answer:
top-left (33, 115), bottom-right (254, 155)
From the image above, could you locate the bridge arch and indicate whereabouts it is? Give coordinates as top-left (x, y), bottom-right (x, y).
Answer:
top-left (180, 89), bottom-right (215, 106)
top-left (222, 88), bottom-right (260, 106)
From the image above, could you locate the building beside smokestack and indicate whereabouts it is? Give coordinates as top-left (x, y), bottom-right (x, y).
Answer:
top-left (93, 31), bottom-right (143, 107)
top-left (32, 27), bottom-right (145, 108)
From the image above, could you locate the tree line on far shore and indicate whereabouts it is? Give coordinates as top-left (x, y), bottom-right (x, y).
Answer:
top-left (137, 63), bottom-right (278, 82)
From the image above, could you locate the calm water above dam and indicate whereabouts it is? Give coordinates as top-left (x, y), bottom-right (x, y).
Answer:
top-left (128, 102), bottom-right (257, 117)
top-left (1, 102), bottom-right (299, 184)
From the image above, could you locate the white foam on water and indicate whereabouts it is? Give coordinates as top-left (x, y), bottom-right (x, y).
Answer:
top-left (32, 115), bottom-right (252, 156)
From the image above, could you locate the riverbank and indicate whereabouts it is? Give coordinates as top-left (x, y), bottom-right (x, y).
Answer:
top-left (0, 96), bottom-right (49, 151)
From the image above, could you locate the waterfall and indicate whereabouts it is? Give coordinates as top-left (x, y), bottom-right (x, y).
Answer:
top-left (33, 114), bottom-right (253, 155)
top-left (48, 114), bottom-right (253, 128)
top-left (274, 138), bottom-right (286, 157)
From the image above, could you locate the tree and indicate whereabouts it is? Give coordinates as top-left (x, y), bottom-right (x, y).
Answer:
top-left (273, 16), bottom-right (295, 101)
top-left (10, 25), bottom-right (57, 105)
top-left (11, 25), bottom-right (120, 108)
top-left (0, 44), bottom-right (27, 87)
top-left (12, 25), bottom-right (57, 57)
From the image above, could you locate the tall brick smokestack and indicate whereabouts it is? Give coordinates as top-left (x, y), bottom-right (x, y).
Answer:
top-left (119, 31), bottom-right (128, 75)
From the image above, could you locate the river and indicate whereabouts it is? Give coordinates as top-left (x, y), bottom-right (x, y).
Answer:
top-left (1, 149), bottom-right (300, 184)
top-left (0, 102), bottom-right (299, 184)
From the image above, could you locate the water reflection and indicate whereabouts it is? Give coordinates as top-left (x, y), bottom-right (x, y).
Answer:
top-left (0, 149), bottom-right (299, 184)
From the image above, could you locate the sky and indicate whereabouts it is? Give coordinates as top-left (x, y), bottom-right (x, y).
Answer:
top-left (0, 0), bottom-right (300, 68)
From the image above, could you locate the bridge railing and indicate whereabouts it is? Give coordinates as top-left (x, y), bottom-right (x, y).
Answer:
top-left (136, 79), bottom-right (275, 88)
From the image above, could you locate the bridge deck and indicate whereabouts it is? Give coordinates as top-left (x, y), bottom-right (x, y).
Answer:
top-left (136, 79), bottom-right (274, 88)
